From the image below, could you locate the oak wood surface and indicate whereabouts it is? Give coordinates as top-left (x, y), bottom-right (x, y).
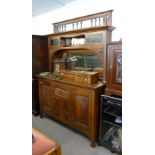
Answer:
top-left (35, 20), bottom-right (115, 147)
top-left (37, 76), bottom-right (104, 147)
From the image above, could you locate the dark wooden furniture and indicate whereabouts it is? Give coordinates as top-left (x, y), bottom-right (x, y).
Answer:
top-left (105, 41), bottom-right (122, 96)
top-left (98, 95), bottom-right (122, 154)
top-left (99, 41), bottom-right (122, 153)
top-left (32, 35), bottom-right (49, 115)
top-left (32, 128), bottom-right (61, 155)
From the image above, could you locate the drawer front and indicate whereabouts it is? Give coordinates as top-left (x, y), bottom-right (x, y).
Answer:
top-left (61, 72), bottom-right (75, 80)
top-left (53, 83), bottom-right (70, 99)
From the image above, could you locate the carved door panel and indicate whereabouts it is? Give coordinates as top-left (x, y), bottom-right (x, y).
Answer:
top-left (38, 80), bottom-right (52, 114)
top-left (72, 88), bottom-right (92, 131)
top-left (107, 43), bottom-right (122, 92)
top-left (51, 96), bottom-right (62, 119)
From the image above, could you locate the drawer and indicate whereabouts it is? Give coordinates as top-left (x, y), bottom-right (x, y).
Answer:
top-left (53, 83), bottom-right (70, 99)
top-left (61, 72), bottom-right (75, 80)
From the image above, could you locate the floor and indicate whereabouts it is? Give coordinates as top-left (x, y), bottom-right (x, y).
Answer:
top-left (32, 115), bottom-right (118, 155)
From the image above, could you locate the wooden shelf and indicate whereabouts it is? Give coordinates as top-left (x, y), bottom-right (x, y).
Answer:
top-left (102, 120), bottom-right (121, 128)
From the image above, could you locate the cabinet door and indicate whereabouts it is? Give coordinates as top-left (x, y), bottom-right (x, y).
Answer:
top-left (51, 96), bottom-right (62, 119)
top-left (38, 80), bottom-right (51, 114)
top-left (107, 43), bottom-right (122, 92)
top-left (72, 89), bottom-right (92, 131)
top-left (52, 82), bottom-right (72, 122)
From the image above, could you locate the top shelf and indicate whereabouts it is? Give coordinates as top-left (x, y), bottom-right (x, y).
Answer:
top-left (53, 10), bottom-right (113, 33)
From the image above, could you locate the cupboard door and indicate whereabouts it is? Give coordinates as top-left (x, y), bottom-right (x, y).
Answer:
top-left (51, 97), bottom-right (62, 119)
top-left (75, 95), bottom-right (88, 125)
top-left (107, 43), bottom-right (122, 92)
top-left (52, 82), bottom-right (73, 122)
top-left (72, 89), bottom-right (91, 131)
top-left (38, 80), bottom-right (51, 114)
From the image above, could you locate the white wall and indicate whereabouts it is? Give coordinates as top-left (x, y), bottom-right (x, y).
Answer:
top-left (32, 0), bottom-right (123, 41)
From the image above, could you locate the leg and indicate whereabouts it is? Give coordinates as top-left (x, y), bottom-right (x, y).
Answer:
top-left (90, 137), bottom-right (96, 147)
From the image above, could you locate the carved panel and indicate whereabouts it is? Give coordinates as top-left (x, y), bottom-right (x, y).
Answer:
top-left (52, 98), bottom-right (61, 109)
top-left (42, 85), bottom-right (47, 95)
top-left (40, 84), bottom-right (51, 109)
top-left (89, 47), bottom-right (104, 61)
top-left (62, 110), bottom-right (74, 122)
top-left (75, 95), bottom-right (88, 108)
top-left (97, 48), bottom-right (104, 59)
top-left (63, 104), bottom-right (74, 112)
top-left (75, 95), bottom-right (88, 125)
top-left (116, 53), bottom-right (122, 83)
top-left (54, 87), bottom-right (69, 98)
top-left (105, 42), bottom-right (122, 96)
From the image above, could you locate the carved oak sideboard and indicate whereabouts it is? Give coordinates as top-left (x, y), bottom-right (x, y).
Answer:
top-left (37, 75), bottom-right (104, 147)
top-left (36, 10), bottom-right (115, 147)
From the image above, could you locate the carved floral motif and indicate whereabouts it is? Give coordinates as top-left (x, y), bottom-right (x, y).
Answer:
top-left (116, 54), bottom-right (122, 82)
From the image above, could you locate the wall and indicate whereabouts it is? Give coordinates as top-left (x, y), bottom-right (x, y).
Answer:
top-left (32, 0), bottom-right (123, 41)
